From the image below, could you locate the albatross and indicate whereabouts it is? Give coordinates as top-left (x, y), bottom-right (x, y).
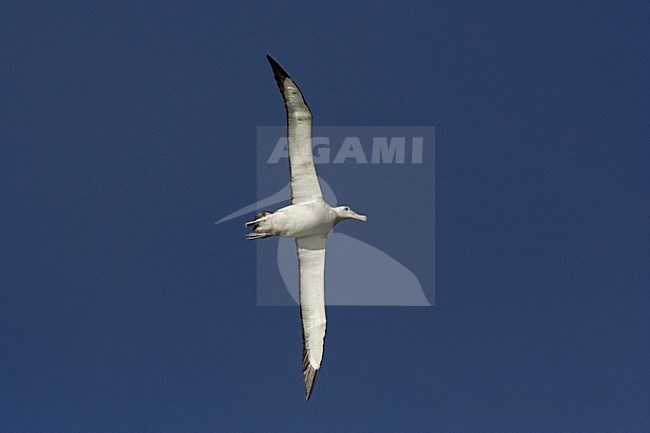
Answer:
top-left (245, 55), bottom-right (367, 400)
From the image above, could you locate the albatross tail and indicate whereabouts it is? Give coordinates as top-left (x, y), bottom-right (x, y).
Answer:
top-left (245, 211), bottom-right (274, 240)
top-left (244, 211), bottom-right (273, 227)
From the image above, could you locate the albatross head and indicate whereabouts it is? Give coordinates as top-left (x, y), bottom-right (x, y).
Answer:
top-left (333, 206), bottom-right (368, 223)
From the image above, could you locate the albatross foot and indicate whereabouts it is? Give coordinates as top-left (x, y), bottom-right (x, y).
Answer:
top-left (245, 232), bottom-right (272, 240)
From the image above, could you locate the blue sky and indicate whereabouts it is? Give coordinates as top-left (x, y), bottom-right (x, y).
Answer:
top-left (1, 1), bottom-right (649, 432)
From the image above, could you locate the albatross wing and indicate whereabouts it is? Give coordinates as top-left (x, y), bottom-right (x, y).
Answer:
top-left (267, 55), bottom-right (323, 205)
top-left (295, 234), bottom-right (327, 400)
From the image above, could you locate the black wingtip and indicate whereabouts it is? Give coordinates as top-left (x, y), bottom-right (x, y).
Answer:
top-left (304, 364), bottom-right (319, 401)
top-left (302, 346), bottom-right (320, 401)
top-left (266, 54), bottom-right (291, 80)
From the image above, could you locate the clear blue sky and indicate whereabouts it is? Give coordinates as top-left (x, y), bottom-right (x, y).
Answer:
top-left (1, 1), bottom-right (649, 432)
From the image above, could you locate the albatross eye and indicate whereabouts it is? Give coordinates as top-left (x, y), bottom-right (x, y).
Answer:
top-left (344, 207), bottom-right (349, 211)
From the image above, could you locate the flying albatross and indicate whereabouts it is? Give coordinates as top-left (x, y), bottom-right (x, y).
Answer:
top-left (245, 55), bottom-right (367, 400)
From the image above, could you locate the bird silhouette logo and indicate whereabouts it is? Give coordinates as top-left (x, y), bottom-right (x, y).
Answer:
top-left (217, 176), bottom-right (430, 306)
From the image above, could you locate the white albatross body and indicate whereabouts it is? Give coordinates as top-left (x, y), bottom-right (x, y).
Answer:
top-left (257, 200), bottom-right (335, 238)
top-left (245, 56), bottom-right (366, 400)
